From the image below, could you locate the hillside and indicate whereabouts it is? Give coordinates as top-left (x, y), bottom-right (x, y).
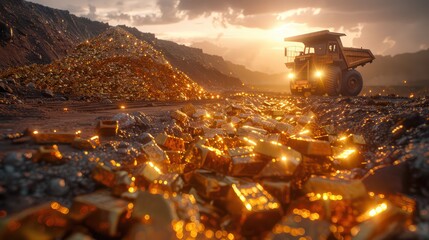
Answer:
top-left (0, 27), bottom-right (207, 100)
top-left (118, 26), bottom-right (244, 91)
top-left (360, 49), bottom-right (429, 86)
top-left (0, 0), bottom-right (109, 68)
top-left (0, 0), bottom-right (244, 91)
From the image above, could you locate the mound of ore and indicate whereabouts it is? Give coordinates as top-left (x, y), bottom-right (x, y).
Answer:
top-left (0, 27), bottom-right (207, 101)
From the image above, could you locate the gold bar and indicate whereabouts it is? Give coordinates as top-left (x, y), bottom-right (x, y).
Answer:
top-left (303, 176), bottom-right (367, 200)
top-left (260, 180), bottom-right (291, 205)
top-left (32, 132), bottom-right (79, 144)
top-left (229, 155), bottom-right (266, 177)
top-left (284, 137), bottom-right (332, 156)
top-left (65, 232), bottom-right (94, 240)
top-left (149, 173), bottom-right (184, 193)
top-left (0, 202), bottom-right (70, 240)
top-left (336, 134), bottom-right (366, 145)
top-left (69, 190), bottom-right (130, 237)
top-left (253, 141), bottom-right (302, 162)
top-left (33, 145), bottom-right (63, 163)
top-left (112, 170), bottom-right (132, 197)
top-left (297, 111), bottom-right (317, 125)
top-left (188, 126), bottom-right (204, 136)
top-left (72, 136), bottom-right (100, 150)
top-left (155, 133), bottom-right (185, 151)
top-left (350, 134), bottom-right (366, 145)
top-left (198, 145), bottom-right (231, 174)
top-left (353, 200), bottom-right (410, 239)
top-left (387, 194), bottom-right (415, 225)
top-left (331, 146), bottom-right (364, 169)
top-left (129, 191), bottom-right (202, 239)
top-left (170, 110), bottom-right (188, 124)
top-left (140, 141), bottom-right (169, 165)
top-left (237, 125), bottom-right (267, 139)
top-left (96, 120), bottom-right (118, 137)
top-left (266, 214), bottom-right (331, 240)
top-left (221, 123), bottom-right (236, 136)
top-left (271, 110), bottom-right (285, 118)
top-left (227, 146), bottom-right (254, 157)
top-left (180, 104), bottom-right (196, 117)
top-left (190, 170), bottom-right (231, 199)
top-left (133, 161), bottom-right (163, 185)
top-left (275, 122), bottom-right (295, 135)
top-left (132, 191), bottom-right (199, 225)
top-left (257, 156), bottom-right (301, 179)
top-left (165, 150), bottom-right (183, 164)
top-left (224, 182), bottom-right (283, 236)
top-left (91, 163), bottom-right (116, 188)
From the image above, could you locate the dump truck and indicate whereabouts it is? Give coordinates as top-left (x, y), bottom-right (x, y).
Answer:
top-left (285, 30), bottom-right (375, 96)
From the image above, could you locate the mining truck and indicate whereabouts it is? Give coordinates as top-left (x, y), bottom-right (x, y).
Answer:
top-left (285, 30), bottom-right (375, 96)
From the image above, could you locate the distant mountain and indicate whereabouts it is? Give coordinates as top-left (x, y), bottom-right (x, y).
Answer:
top-left (0, 0), bottom-right (109, 68)
top-left (360, 49), bottom-right (429, 86)
top-left (209, 48), bottom-right (429, 92)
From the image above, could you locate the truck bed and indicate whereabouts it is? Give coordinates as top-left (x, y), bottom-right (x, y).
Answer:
top-left (343, 47), bottom-right (375, 69)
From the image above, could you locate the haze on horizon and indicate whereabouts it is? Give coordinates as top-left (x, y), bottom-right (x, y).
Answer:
top-left (28, 0), bottom-right (429, 74)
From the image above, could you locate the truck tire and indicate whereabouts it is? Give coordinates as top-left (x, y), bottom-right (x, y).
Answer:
top-left (341, 70), bottom-right (363, 96)
top-left (290, 88), bottom-right (302, 96)
top-left (324, 66), bottom-right (341, 96)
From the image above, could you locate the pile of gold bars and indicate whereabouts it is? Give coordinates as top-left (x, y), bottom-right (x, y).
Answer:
top-left (0, 96), bottom-right (417, 239)
top-left (0, 27), bottom-right (208, 101)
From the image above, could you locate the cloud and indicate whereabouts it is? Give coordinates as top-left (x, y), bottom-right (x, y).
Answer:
top-left (132, 0), bottom-right (183, 25)
top-left (82, 4), bottom-right (98, 20)
top-left (27, 0), bottom-right (429, 57)
top-left (176, 0), bottom-right (429, 55)
top-left (190, 41), bottom-right (228, 55)
top-left (106, 12), bottom-right (131, 21)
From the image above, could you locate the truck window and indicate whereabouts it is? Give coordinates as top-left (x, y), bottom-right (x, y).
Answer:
top-left (314, 43), bottom-right (326, 55)
top-left (304, 47), bottom-right (315, 54)
top-left (328, 43), bottom-right (337, 52)
top-left (305, 43), bottom-right (325, 55)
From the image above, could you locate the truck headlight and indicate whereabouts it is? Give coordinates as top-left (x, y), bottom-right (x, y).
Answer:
top-left (315, 70), bottom-right (323, 78)
top-left (288, 73), bottom-right (295, 79)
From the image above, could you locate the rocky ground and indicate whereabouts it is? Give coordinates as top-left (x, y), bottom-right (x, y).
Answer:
top-left (0, 88), bottom-right (428, 239)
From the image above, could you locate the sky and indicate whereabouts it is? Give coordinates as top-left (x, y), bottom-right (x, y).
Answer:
top-left (28, 0), bottom-right (429, 74)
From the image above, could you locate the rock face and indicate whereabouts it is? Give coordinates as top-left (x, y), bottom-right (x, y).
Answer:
top-left (0, 0), bottom-right (109, 69)
top-left (0, 27), bottom-right (207, 100)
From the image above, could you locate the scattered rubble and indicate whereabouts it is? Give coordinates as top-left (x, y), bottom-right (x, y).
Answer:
top-left (0, 93), bottom-right (428, 239)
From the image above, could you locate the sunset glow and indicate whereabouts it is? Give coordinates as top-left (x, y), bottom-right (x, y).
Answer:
top-left (27, 0), bottom-right (429, 74)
